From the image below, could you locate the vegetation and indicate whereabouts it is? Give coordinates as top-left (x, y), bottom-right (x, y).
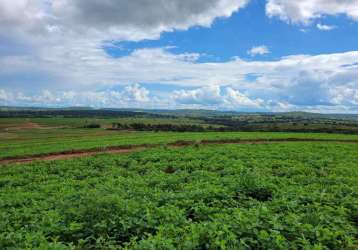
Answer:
top-left (1, 109), bottom-right (358, 159)
top-left (0, 109), bottom-right (173, 119)
top-left (1, 108), bottom-right (357, 249)
top-left (1, 129), bottom-right (358, 160)
top-left (111, 123), bottom-right (208, 132)
top-left (199, 115), bottom-right (358, 134)
top-left (83, 123), bottom-right (101, 129)
top-left (1, 108), bottom-right (358, 134)
top-left (0, 143), bottom-right (357, 249)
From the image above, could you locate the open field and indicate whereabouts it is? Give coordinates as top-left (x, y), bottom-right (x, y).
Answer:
top-left (2, 126), bottom-right (358, 160)
top-left (1, 113), bottom-right (358, 159)
top-left (2, 0), bottom-right (358, 248)
top-left (1, 112), bottom-right (358, 249)
top-left (1, 142), bottom-right (357, 249)
top-left (0, 117), bottom-right (207, 130)
top-left (1, 137), bottom-right (358, 166)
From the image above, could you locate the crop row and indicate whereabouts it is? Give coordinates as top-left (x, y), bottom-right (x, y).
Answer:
top-left (0, 142), bottom-right (357, 249)
top-left (1, 131), bottom-right (358, 159)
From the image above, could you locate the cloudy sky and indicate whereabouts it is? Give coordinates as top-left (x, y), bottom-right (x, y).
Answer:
top-left (0, 0), bottom-right (358, 113)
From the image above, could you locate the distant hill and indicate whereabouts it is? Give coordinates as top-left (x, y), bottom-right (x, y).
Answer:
top-left (0, 106), bottom-right (357, 121)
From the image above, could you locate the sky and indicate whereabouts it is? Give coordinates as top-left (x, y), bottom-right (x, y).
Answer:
top-left (0, 0), bottom-right (358, 113)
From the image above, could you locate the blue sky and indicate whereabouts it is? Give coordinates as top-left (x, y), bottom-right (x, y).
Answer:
top-left (0, 0), bottom-right (358, 113)
top-left (105, 0), bottom-right (358, 62)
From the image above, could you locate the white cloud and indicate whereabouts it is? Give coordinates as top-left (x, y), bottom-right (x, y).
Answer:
top-left (172, 86), bottom-right (223, 105)
top-left (247, 45), bottom-right (270, 56)
top-left (0, 0), bottom-right (250, 44)
top-left (224, 87), bottom-right (264, 108)
top-left (0, 89), bottom-right (10, 102)
top-left (0, 84), bottom-right (155, 108)
top-left (316, 23), bottom-right (337, 31)
top-left (121, 84), bottom-right (150, 103)
top-left (266, 0), bottom-right (358, 24)
top-left (0, 1), bottom-right (358, 112)
top-left (330, 86), bottom-right (358, 106)
top-left (54, 0), bottom-right (249, 38)
top-left (169, 85), bottom-right (264, 109)
top-left (0, 85), bottom-right (264, 110)
top-left (1, 48), bottom-right (358, 112)
top-left (0, 0), bottom-right (251, 89)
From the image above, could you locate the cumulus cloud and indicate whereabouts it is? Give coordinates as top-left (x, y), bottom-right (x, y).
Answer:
top-left (121, 84), bottom-right (150, 103)
top-left (0, 0), bottom-right (249, 44)
top-left (0, 89), bottom-right (9, 102)
top-left (0, 83), bottom-right (264, 110)
top-left (55, 0), bottom-right (249, 38)
top-left (224, 87), bottom-right (264, 108)
top-left (0, 84), bottom-right (154, 108)
top-left (0, 0), bottom-right (250, 92)
top-left (283, 72), bottom-right (331, 106)
top-left (1, 47), bottom-right (358, 112)
top-left (331, 87), bottom-right (358, 106)
top-left (0, 1), bottom-right (358, 112)
top-left (0, 0), bottom-right (251, 89)
top-left (316, 23), bottom-right (337, 31)
top-left (247, 46), bottom-right (270, 56)
top-left (170, 85), bottom-right (265, 109)
top-left (173, 86), bottom-right (222, 105)
top-left (266, 0), bottom-right (358, 24)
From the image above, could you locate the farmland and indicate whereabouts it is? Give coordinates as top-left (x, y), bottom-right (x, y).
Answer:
top-left (2, 127), bottom-right (358, 160)
top-left (2, 0), bottom-right (358, 249)
top-left (1, 143), bottom-right (357, 249)
top-left (0, 109), bottom-right (358, 249)
top-left (1, 111), bottom-right (358, 160)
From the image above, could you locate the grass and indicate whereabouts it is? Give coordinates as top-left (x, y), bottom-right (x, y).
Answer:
top-left (0, 142), bottom-right (357, 249)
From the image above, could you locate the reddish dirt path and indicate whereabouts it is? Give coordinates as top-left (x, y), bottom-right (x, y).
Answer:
top-left (1, 138), bottom-right (357, 166)
top-left (0, 147), bottom-right (148, 165)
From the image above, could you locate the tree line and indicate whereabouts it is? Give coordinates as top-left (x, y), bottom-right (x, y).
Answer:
top-left (110, 122), bottom-right (358, 134)
top-left (111, 123), bottom-right (212, 132)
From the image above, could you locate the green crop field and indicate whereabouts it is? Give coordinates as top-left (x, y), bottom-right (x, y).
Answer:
top-left (1, 129), bottom-right (358, 159)
top-left (1, 142), bottom-right (357, 249)
top-left (1, 114), bottom-right (358, 160)
top-left (1, 113), bottom-right (358, 249)
top-left (2, 0), bottom-right (358, 247)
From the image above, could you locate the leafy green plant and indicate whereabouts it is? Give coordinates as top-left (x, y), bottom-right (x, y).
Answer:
top-left (0, 142), bottom-right (357, 249)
